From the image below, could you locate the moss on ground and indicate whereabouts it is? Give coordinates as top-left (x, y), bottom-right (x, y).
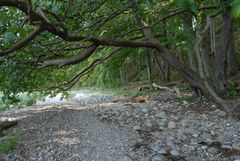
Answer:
top-left (0, 132), bottom-right (19, 154)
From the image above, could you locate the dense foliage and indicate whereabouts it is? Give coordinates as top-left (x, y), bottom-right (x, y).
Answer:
top-left (0, 0), bottom-right (239, 111)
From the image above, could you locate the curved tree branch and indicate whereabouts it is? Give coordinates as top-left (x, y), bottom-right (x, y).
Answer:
top-left (0, 26), bottom-right (44, 57)
top-left (47, 47), bottom-right (122, 91)
top-left (39, 43), bottom-right (99, 68)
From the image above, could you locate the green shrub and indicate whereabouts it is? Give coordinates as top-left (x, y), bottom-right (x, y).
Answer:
top-left (228, 85), bottom-right (239, 99)
top-left (0, 135), bottom-right (18, 154)
top-left (0, 92), bottom-right (40, 111)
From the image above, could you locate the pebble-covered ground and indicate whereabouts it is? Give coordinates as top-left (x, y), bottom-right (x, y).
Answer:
top-left (0, 90), bottom-right (240, 161)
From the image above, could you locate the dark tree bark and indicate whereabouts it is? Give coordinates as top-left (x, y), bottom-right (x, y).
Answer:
top-left (181, 14), bottom-right (198, 72)
top-left (165, 62), bottom-right (171, 81)
top-left (188, 48), bottom-right (198, 72)
top-left (227, 32), bottom-right (238, 76)
top-left (146, 53), bottom-right (153, 83)
top-left (213, 9), bottom-right (232, 97)
top-left (153, 53), bottom-right (165, 81)
top-left (182, 14), bottom-right (203, 96)
top-left (120, 66), bottom-right (127, 85)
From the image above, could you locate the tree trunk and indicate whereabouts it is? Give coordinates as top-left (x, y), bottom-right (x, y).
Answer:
top-left (165, 62), bottom-right (171, 81)
top-left (227, 32), bottom-right (238, 76)
top-left (188, 48), bottom-right (198, 72)
top-left (153, 53), bottom-right (165, 81)
top-left (182, 13), bottom-right (201, 95)
top-left (120, 66), bottom-right (127, 85)
top-left (146, 53), bottom-right (153, 83)
top-left (153, 42), bottom-right (207, 93)
top-left (213, 9), bottom-right (232, 97)
top-left (201, 48), bottom-right (210, 78)
top-left (135, 8), bottom-right (239, 113)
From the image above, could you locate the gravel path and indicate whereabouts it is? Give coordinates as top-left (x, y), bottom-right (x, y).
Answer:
top-left (1, 90), bottom-right (240, 161)
top-left (0, 105), bottom-right (136, 161)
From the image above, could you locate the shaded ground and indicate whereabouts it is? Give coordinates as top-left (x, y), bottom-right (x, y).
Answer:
top-left (0, 105), bottom-right (136, 161)
top-left (1, 90), bottom-right (240, 161)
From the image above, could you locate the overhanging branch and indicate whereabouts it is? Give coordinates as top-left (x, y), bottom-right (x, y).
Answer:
top-left (39, 43), bottom-right (99, 68)
top-left (47, 47), bottom-right (122, 91)
top-left (0, 26), bottom-right (44, 57)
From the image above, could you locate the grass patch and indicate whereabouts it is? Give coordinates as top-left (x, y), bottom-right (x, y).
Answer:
top-left (0, 134), bottom-right (19, 154)
top-left (176, 83), bottom-right (192, 92)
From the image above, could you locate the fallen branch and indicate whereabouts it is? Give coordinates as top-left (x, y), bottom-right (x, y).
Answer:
top-left (0, 119), bottom-right (18, 135)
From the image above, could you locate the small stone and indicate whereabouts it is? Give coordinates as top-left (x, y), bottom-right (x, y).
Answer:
top-left (201, 146), bottom-right (208, 150)
top-left (169, 115), bottom-right (179, 121)
top-left (128, 151), bottom-right (135, 158)
top-left (177, 129), bottom-right (187, 141)
top-left (234, 155), bottom-right (240, 160)
top-left (170, 149), bottom-right (180, 157)
top-left (218, 110), bottom-right (227, 117)
top-left (133, 125), bottom-right (141, 131)
top-left (205, 138), bottom-right (214, 144)
top-left (184, 128), bottom-right (195, 134)
top-left (158, 121), bottom-right (165, 127)
top-left (151, 154), bottom-right (167, 161)
top-left (159, 149), bottom-right (168, 155)
top-left (221, 145), bottom-right (232, 149)
top-left (192, 133), bottom-right (198, 138)
top-left (168, 121), bottom-right (176, 129)
top-left (125, 111), bottom-right (131, 117)
top-left (156, 112), bottom-right (167, 119)
top-left (200, 133), bottom-right (211, 140)
top-left (119, 122), bottom-right (125, 126)
top-left (145, 120), bottom-right (153, 127)
top-left (207, 147), bottom-right (218, 154)
top-left (232, 144), bottom-right (240, 151)
top-left (142, 108), bottom-right (148, 113)
top-left (166, 139), bottom-right (174, 146)
top-left (123, 155), bottom-right (133, 161)
top-left (210, 130), bottom-right (215, 136)
top-left (233, 155), bottom-right (240, 161)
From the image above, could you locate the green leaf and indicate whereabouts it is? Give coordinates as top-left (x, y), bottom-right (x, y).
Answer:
top-left (51, 6), bottom-right (59, 14)
top-left (145, 0), bottom-right (153, 8)
top-left (232, 0), bottom-right (240, 18)
top-left (176, 0), bottom-right (194, 9)
top-left (4, 32), bottom-right (17, 43)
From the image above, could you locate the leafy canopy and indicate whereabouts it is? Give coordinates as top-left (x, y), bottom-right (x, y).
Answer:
top-left (0, 0), bottom-right (239, 107)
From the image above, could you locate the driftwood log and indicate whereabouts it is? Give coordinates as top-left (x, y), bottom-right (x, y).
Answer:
top-left (139, 83), bottom-right (181, 96)
top-left (0, 119), bottom-right (18, 135)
